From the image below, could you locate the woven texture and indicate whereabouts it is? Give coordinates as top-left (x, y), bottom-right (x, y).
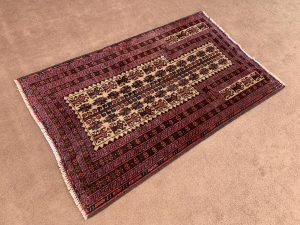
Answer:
top-left (15, 11), bottom-right (284, 219)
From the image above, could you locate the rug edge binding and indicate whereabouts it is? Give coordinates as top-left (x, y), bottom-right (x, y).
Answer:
top-left (14, 79), bottom-right (88, 220)
top-left (202, 11), bottom-right (286, 86)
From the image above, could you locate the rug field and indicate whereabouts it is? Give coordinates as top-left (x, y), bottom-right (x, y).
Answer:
top-left (15, 11), bottom-right (284, 219)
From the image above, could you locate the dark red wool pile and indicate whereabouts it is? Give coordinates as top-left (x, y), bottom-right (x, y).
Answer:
top-left (15, 11), bottom-right (284, 219)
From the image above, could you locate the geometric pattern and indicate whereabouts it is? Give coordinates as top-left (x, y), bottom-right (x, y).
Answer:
top-left (15, 11), bottom-right (284, 219)
top-left (220, 71), bottom-right (265, 100)
top-left (165, 22), bottom-right (208, 45)
top-left (65, 42), bottom-right (232, 150)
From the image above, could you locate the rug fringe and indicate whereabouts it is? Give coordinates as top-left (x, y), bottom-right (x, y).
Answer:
top-left (14, 80), bottom-right (88, 220)
top-left (202, 11), bottom-right (285, 86)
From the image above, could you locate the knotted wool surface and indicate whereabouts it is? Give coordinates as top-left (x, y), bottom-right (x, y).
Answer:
top-left (15, 11), bottom-right (284, 219)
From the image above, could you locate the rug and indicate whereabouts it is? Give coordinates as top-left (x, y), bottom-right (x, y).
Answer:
top-left (15, 11), bottom-right (284, 219)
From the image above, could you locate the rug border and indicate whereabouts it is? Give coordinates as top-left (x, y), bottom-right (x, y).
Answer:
top-left (14, 79), bottom-right (88, 220)
top-left (14, 11), bottom-right (285, 220)
top-left (202, 11), bottom-right (285, 86)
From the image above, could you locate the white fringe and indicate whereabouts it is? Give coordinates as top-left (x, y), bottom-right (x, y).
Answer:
top-left (14, 80), bottom-right (88, 220)
top-left (202, 11), bottom-right (285, 86)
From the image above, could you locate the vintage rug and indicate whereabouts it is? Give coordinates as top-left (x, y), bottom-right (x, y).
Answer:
top-left (15, 11), bottom-right (284, 219)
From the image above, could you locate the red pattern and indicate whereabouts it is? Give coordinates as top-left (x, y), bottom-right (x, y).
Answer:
top-left (16, 11), bottom-right (284, 218)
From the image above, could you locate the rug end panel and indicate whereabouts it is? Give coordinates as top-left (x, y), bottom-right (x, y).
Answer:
top-left (14, 79), bottom-right (88, 220)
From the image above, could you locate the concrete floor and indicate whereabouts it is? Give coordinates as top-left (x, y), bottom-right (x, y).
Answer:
top-left (0, 0), bottom-right (299, 224)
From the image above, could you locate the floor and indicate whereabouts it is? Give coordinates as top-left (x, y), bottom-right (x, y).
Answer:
top-left (0, 0), bottom-right (299, 224)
